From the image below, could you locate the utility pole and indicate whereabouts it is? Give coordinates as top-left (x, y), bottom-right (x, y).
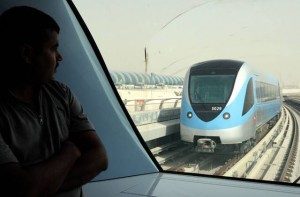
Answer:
top-left (144, 47), bottom-right (148, 74)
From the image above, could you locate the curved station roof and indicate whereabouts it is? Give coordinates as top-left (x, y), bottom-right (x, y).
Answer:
top-left (109, 71), bottom-right (184, 86)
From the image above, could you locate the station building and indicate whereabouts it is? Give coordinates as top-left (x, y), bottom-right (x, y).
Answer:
top-left (109, 71), bottom-right (184, 88)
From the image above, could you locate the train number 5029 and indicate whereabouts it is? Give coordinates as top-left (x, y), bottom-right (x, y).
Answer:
top-left (212, 106), bottom-right (222, 111)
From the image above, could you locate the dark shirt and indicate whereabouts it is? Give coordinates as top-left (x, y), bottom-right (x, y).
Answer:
top-left (0, 80), bottom-right (95, 196)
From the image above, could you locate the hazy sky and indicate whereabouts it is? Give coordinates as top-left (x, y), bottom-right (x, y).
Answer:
top-left (73, 0), bottom-right (300, 86)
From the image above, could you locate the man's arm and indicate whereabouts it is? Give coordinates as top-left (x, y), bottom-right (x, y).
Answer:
top-left (0, 141), bottom-right (81, 197)
top-left (58, 130), bottom-right (108, 192)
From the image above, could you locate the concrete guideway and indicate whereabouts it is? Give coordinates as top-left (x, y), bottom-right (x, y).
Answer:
top-left (224, 107), bottom-right (300, 183)
top-left (137, 119), bottom-right (180, 142)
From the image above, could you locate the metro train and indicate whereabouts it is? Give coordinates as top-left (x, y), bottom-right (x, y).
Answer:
top-left (180, 60), bottom-right (282, 151)
top-left (1, 1), bottom-right (299, 196)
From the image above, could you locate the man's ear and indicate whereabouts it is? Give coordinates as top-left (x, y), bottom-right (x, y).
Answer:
top-left (19, 44), bottom-right (34, 64)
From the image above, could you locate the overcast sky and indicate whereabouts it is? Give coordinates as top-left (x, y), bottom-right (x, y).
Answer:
top-left (73, 0), bottom-right (300, 86)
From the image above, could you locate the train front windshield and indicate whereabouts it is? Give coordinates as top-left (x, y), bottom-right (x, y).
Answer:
top-left (189, 74), bottom-right (235, 104)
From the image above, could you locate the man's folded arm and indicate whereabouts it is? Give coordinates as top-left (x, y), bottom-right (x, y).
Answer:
top-left (0, 140), bottom-right (81, 197)
top-left (58, 130), bottom-right (108, 192)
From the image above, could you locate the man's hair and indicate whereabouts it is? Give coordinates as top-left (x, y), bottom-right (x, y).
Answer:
top-left (0, 6), bottom-right (60, 88)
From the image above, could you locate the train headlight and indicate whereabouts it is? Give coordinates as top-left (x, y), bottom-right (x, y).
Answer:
top-left (187, 112), bottom-right (193, 119)
top-left (223, 112), bottom-right (230, 119)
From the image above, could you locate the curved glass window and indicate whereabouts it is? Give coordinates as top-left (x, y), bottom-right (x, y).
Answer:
top-left (74, 0), bottom-right (300, 186)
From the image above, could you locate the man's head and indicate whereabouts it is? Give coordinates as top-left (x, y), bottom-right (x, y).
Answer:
top-left (0, 6), bottom-right (63, 88)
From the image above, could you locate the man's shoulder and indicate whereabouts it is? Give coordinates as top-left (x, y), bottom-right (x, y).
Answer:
top-left (44, 80), bottom-right (71, 95)
top-left (47, 80), bottom-right (69, 89)
top-left (42, 80), bottom-right (75, 104)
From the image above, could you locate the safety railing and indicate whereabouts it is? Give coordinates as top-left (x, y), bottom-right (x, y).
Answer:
top-left (123, 98), bottom-right (182, 112)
